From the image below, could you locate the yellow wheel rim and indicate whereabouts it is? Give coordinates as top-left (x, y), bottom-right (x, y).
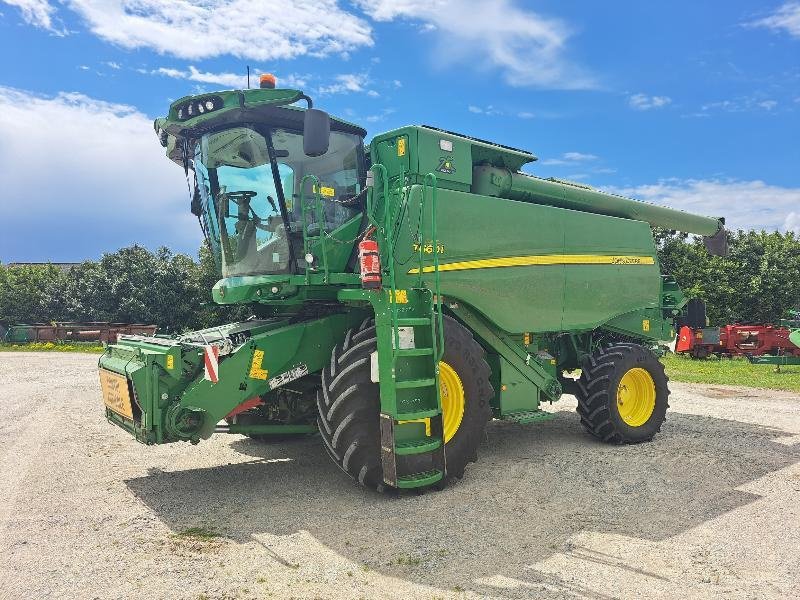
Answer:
top-left (439, 361), bottom-right (465, 443)
top-left (616, 367), bottom-right (656, 427)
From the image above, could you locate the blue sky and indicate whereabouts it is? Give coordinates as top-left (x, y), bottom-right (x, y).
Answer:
top-left (0, 0), bottom-right (798, 262)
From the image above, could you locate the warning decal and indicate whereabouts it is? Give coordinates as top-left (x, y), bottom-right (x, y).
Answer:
top-left (268, 364), bottom-right (309, 390)
top-left (249, 349), bottom-right (269, 380)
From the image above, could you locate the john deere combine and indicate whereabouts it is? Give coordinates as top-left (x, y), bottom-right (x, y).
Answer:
top-left (99, 75), bottom-right (727, 491)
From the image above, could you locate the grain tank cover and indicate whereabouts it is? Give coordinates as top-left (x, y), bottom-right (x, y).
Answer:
top-left (371, 125), bottom-right (537, 193)
top-left (421, 125), bottom-right (537, 171)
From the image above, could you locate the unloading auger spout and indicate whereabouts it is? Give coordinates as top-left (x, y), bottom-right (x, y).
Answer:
top-left (472, 165), bottom-right (727, 255)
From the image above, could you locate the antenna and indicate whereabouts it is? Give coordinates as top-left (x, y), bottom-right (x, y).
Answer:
top-left (247, 66), bottom-right (251, 89)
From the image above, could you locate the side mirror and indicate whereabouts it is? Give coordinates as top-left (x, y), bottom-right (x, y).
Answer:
top-left (304, 109), bottom-right (330, 157)
top-left (190, 182), bottom-right (202, 216)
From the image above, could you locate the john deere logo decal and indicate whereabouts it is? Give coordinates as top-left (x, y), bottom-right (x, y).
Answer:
top-left (437, 156), bottom-right (456, 174)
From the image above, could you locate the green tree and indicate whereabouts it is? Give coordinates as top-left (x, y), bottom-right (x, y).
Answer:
top-left (0, 263), bottom-right (66, 325)
top-left (656, 228), bottom-right (800, 325)
top-left (194, 241), bottom-right (252, 328)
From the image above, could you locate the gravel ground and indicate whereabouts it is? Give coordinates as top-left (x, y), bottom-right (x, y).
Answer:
top-left (1, 352), bottom-right (799, 600)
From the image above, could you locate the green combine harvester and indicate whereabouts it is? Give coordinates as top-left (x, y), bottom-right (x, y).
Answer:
top-left (99, 75), bottom-right (727, 492)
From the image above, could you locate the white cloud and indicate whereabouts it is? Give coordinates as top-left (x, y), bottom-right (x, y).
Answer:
top-left (155, 66), bottom-right (244, 89)
top-left (64, 0), bottom-right (373, 60)
top-left (563, 151), bottom-right (598, 162)
top-left (628, 93), bottom-right (672, 111)
top-left (466, 104), bottom-right (503, 116)
top-left (10, 1), bottom-right (590, 89)
top-left (1, 0), bottom-right (57, 30)
top-left (607, 179), bottom-right (800, 234)
top-left (700, 96), bottom-right (781, 114)
top-left (0, 86), bottom-right (199, 260)
top-left (355, 0), bottom-right (594, 89)
top-left (468, 105), bottom-right (536, 118)
top-left (364, 108), bottom-right (396, 123)
top-left (103, 61), bottom-right (121, 70)
top-left (150, 66), bottom-right (308, 90)
top-left (541, 151), bottom-right (598, 166)
top-left (750, 2), bottom-right (800, 38)
top-left (785, 212), bottom-right (800, 234)
top-left (318, 73), bottom-right (370, 95)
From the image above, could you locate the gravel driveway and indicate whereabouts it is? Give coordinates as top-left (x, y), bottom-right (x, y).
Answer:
top-left (1, 352), bottom-right (799, 599)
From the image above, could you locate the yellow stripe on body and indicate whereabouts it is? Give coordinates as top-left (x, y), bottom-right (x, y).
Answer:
top-left (408, 254), bottom-right (655, 274)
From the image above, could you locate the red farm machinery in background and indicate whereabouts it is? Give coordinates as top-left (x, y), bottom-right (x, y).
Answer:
top-left (677, 323), bottom-right (800, 359)
top-left (676, 304), bottom-right (800, 366)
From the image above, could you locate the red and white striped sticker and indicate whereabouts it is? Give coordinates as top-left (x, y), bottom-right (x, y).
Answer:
top-left (204, 345), bottom-right (220, 383)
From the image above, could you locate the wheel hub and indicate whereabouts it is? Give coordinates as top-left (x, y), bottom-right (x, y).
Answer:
top-left (616, 367), bottom-right (656, 427)
top-left (439, 361), bottom-right (465, 443)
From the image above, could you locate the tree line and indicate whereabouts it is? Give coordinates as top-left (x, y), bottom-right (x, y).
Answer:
top-left (0, 245), bottom-right (247, 333)
top-left (1, 230), bottom-right (798, 333)
top-left (656, 229), bottom-right (799, 325)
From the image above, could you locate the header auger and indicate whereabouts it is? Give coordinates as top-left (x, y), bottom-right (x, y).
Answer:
top-left (98, 75), bottom-right (727, 492)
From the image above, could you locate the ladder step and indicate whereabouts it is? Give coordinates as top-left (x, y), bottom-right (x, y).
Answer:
top-left (396, 317), bottom-right (431, 327)
top-left (394, 438), bottom-right (442, 456)
top-left (396, 408), bottom-right (440, 420)
top-left (501, 410), bottom-right (556, 425)
top-left (395, 347), bottom-right (434, 357)
top-left (396, 469), bottom-right (444, 489)
top-left (395, 378), bottom-right (436, 389)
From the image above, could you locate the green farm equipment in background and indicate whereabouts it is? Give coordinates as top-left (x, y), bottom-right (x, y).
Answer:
top-left (98, 75), bottom-right (727, 492)
top-left (780, 310), bottom-right (800, 330)
top-left (747, 310), bottom-right (800, 368)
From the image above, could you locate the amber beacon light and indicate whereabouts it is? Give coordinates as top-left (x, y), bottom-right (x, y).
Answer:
top-left (259, 73), bottom-right (276, 89)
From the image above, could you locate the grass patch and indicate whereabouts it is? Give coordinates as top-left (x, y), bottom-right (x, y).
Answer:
top-left (0, 341), bottom-right (105, 354)
top-left (661, 353), bottom-right (800, 392)
top-left (175, 526), bottom-right (221, 540)
top-left (392, 553), bottom-right (422, 567)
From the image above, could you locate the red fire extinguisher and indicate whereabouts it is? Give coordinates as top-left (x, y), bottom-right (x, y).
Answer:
top-left (359, 238), bottom-right (381, 289)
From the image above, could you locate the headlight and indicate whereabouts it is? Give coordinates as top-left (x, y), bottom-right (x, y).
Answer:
top-left (175, 95), bottom-right (224, 121)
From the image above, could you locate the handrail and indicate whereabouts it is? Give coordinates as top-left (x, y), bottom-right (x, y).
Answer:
top-left (299, 174), bottom-right (329, 284)
top-left (423, 172), bottom-right (444, 361)
top-left (386, 167), bottom-right (404, 355)
top-left (369, 165), bottom-right (443, 364)
top-left (368, 162), bottom-right (400, 354)
top-left (366, 164), bottom-right (388, 229)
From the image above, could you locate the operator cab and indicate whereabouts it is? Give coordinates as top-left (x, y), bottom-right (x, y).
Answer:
top-left (194, 121), bottom-right (367, 277)
top-left (158, 83), bottom-right (368, 280)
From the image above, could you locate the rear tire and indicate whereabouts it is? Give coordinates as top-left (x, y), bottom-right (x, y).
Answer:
top-left (316, 316), bottom-right (492, 491)
top-left (576, 343), bottom-right (669, 444)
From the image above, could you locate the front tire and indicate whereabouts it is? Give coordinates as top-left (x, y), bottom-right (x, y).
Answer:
top-left (576, 343), bottom-right (669, 443)
top-left (316, 316), bottom-right (493, 491)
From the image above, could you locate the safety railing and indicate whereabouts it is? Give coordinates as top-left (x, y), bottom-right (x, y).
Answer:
top-left (422, 172), bottom-right (445, 362)
top-left (368, 164), bottom-right (444, 362)
top-left (299, 174), bottom-right (329, 284)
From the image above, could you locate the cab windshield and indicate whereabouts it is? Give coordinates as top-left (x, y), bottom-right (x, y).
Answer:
top-left (194, 124), bottom-right (364, 277)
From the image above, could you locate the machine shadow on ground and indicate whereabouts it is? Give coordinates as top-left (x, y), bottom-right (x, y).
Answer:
top-left (125, 409), bottom-right (800, 597)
